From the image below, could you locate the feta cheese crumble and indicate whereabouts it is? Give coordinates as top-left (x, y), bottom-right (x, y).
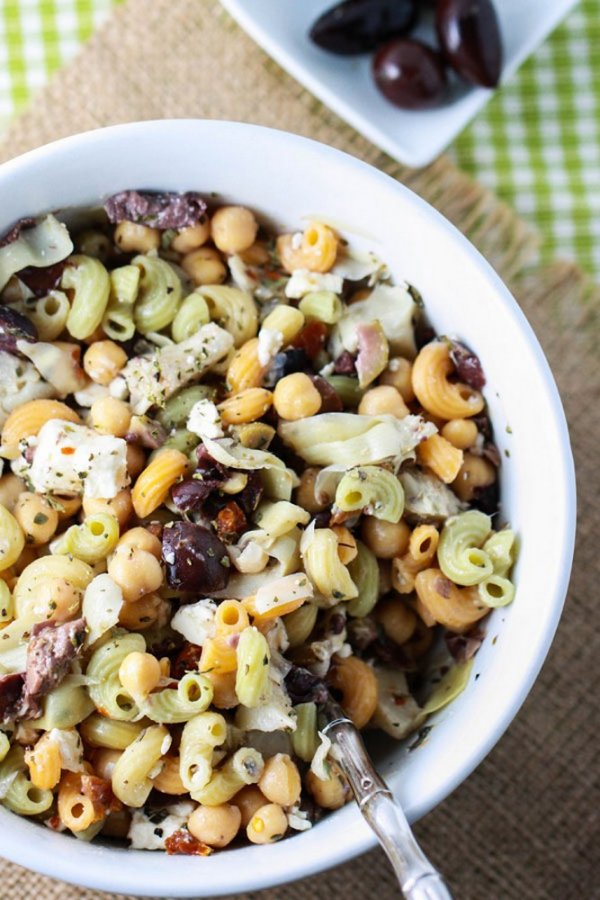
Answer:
top-left (14, 419), bottom-right (129, 499)
top-left (186, 398), bottom-right (224, 440)
top-left (257, 327), bottom-right (284, 367)
top-left (285, 269), bottom-right (343, 299)
top-left (128, 802), bottom-right (195, 851)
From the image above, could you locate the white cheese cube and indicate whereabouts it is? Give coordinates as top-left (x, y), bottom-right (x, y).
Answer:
top-left (21, 419), bottom-right (129, 499)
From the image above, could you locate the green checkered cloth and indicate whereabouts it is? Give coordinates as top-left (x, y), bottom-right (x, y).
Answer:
top-left (1, 0), bottom-right (598, 277)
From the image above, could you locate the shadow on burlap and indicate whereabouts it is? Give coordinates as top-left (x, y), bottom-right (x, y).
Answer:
top-left (0, 2), bottom-right (598, 897)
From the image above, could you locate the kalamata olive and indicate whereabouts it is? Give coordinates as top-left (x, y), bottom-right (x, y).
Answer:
top-left (17, 261), bottom-right (66, 297)
top-left (310, 0), bottom-right (419, 56)
top-left (0, 304), bottom-right (37, 355)
top-left (285, 666), bottom-right (329, 705)
top-left (104, 190), bottom-right (208, 230)
top-left (373, 39), bottom-right (448, 110)
top-left (264, 348), bottom-right (310, 387)
top-left (436, 0), bottom-right (502, 88)
top-left (310, 375), bottom-right (343, 413)
top-left (162, 521), bottom-right (230, 594)
top-left (333, 350), bottom-right (356, 375)
top-left (171, 478), bottom-right (218, 512)
top-left (449, 339), bottom-right (485, 389)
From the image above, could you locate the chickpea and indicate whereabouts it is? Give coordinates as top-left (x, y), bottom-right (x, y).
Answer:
top-left (258, 754), bottom-right (302, 808)
top-left (331, 525), bottom-right (358, 564)
top-left (188, 803), bottom-right (241, 849)
top-left (108, 546), bottom-right (163, 602)
top-left (55, 495), bottom-right (82, 521)
top-left (375, 598), bottom-right (417, 646)
top-left (118, 593), bottom-right (165, 631)
top-left (126, 443), bottom-right (147, 479)
top-left (13, 492), bottom-right (58, 545)
top-left (378, 559), bottom-right (393, 596)
top-left (114, 221), bottom-right (160, 253)
top-left (181, 246), bottom-right (226, 286)
top-left (295, 467), bottom-right (328, 514)
top-left (12, 543), bottom-right (37, 576)
top-left (118, 526), bottom-right (162, 559)
top-left (153, 754), bottom-right (186, 795)
top-left (452, 453), bottom-right (496, 502)
top-left (273, 373), bottom-right (322, 421)
top-left (83, 490), bottom-right (133, 531)
top-left (76, 230), bottom-right (112, 262)
top-left (231, 785), bottom-right (268, 828)
top-left (0, 474), bottom-right (26, 511)
top-left (35, 577), bottom-right (82, 623)
top-left (441, 418), bottom-right (479, 450)
top-left (380, 357), bottom-right (415, 403)
top-left (361, 517), bottom-right (410, 560)
top-left (358, 385), bottom-right (409, 419)
top-left (239, 242), bottom-right (270, 266)
top-left (91, 748), bottom-right (122, 781)
top-left (246, 803), bottom-right (288, 845)
top-left (119, 650), bottom-right (161, 700)
top-left (89, 396), bottom-right (132, 437)
top-left (306, 761), bottom-right (350, 810)
top-left (211, 206), bottom-right (258, 255)
top-left (171, 219), bottom-right (211, 254)
top-left (83, 340), bottom-right (128, 386)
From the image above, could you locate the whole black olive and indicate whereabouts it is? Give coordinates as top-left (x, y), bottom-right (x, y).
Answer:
top-left (436, 0), bottom-right (502, 88)
top-left (373, 39), bottom-right (448, 110)
top-left (0, 305), bottom-right (37, 355)
top-left (162, 521), bottom-right (230, 594)
top-left (310, 0), bottom-right (419, 56)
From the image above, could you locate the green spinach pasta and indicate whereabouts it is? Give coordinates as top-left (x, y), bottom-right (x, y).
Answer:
top-left (0, 190), bottom-right (516, 855)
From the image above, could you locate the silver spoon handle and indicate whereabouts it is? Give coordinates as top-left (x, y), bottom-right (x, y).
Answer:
top-left (323, 717), bottom-right (453, 900)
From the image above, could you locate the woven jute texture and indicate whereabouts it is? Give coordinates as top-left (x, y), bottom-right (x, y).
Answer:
top-left (0, 2), bottom-right (598, 898)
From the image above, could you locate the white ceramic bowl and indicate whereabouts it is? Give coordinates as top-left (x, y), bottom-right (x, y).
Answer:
top-left (0, 120), bottom-right (575, 897)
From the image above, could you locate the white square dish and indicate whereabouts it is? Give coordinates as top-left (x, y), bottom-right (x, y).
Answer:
top-left (220, 0), bottom-right (579, 167)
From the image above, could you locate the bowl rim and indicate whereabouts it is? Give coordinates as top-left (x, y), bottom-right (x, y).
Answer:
top-left (0, 119), bottom-right (576, 897)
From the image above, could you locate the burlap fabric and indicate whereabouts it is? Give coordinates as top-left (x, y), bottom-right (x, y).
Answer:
top-left (0, 2), bottom-right (598, 897)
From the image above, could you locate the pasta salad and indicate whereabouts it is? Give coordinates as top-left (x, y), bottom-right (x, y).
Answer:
top-left (0, 192), bottom-right (516, 853)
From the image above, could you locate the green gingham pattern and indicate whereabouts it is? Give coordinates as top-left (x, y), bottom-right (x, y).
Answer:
top-left (0, 0), bottom-right (598, 277)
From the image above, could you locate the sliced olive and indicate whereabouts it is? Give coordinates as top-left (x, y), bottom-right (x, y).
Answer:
top-left (436, 0), bottom-right (502, 88)
top-left (310, 0), bottom-right (419, 56)
top-left (372, 39), bottom-right (448, 110)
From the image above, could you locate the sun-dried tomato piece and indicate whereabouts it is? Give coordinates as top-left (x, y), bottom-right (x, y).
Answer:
top-left (214, 501), bottom-right (247, 543)
top-left (165, 829), bottom-right (212, 856)
top-left (81, 774), bottom-right (120, 814)
top-left (292, 320), bottom-right (328, 359)
top-left (171, 643), bottom-right (203, 680)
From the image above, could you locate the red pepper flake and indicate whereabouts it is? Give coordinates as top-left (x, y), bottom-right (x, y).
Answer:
top-left (61, 446), bottom-right (75, 455)
top-left (165, 829), bottom-right (212, 856)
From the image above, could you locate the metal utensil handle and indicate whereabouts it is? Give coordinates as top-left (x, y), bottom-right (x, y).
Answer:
top-left (323, 717), bottom-right (453, 900)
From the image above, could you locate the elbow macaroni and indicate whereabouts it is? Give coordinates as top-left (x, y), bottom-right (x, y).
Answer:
top-left (0, 197), bottom-right (516, 853)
